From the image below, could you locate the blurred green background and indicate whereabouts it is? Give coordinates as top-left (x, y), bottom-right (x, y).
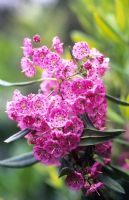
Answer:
top-left (0, 0), bottom-right (129, 199)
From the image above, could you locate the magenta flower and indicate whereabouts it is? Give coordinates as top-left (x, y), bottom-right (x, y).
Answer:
top-left (43, 52), bottom-right (61, 74)
top-left (64, 116), bottom-right (84, 136)
top-left (86, 182), bottom-right (104, 196)
top-left (6, 35), bottom-right (115, 197)
top-left (22, 37), bottom-right (33, 57)
top-left (33, 46), bottom-right (49, 67)
top-left (48, 107), bottom-right (68, 128)
top-left (72, 42), bottom-right (90, 60)
top-left (33, 34), bottom-right (41, 43)
top-left (21, 57), bottom-right (36, 77)
top-left (52, 36), bottom-right (63, 54)
top-left (66, 171), bottom-right (84, 191)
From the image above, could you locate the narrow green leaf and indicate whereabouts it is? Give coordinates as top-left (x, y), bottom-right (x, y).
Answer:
top-left (99, 174), bottom-right (125, 194)
top-left (107, 107), bottom-right (124, 125)
top-left (115, 0), bottom-right (126, 31)
top-left (103, 165), bottom-right (129, 182)
top-left (80, 136), bottom-right (120, 146)
top-left (80, 113), bottom-right (96, 130)
top-left (71, 31), bottom-right (101, 49)
top-left (59, 167), bottom-right (74, 178)
top-left (4, 128), bottom-right (31, 143)
top-left (111, 165), bottom-right (129, 181)
top-left (0, 78), bottom-right (42, 87)
top-left (106, 94), bottom-right (129, 106)
top-left (81, 128), bottom-right (124, 138)
top-left (94, 13), bottom-right (127, 45)
top-left (0, 152), bottom-right (38, 168)
top-left (80, 128), bottom-right (123, 146)
top-left (114, 138), bottom-right (129, 146)
top-left (0, 77), bottom-right (56, 87)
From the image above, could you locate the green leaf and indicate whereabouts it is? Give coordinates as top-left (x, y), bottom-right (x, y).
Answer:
top-left (80, 128), bottom-right (124, 146)
top-left (4, 128), bottom-right (31, 143)
top-left (114, 138), bottom-right (129, 147)
top-left (0, 77), bottom-right (56, 87)
top-left (107, 107), bottom-right (124, 125)
top-left (115, 0), bottom-right (126, 31)
top-left (0, 78), bottom-right (42, 87)
top-left (70, 1), bottom-right (93, 34)
top-left (81, 128), bottom-right (124, 138)
top-left (99, 174), bottom-right (125, 194)
top-left (0, 152), bottom-right (38, 168)
top-left (94, 13), bottom-right (127, 44)
top-left (111, 165), bottom-right (129, 181)
top-left (80, 136), bottom-right (120, 146)
top-left (119, 95), bottom-right (129, 120)
top-left (106, 94), bottom-right (129, 106)
top-left (71, 31), bottom-right (101, 49)
top-left (80, 113), bottom-right (96, 130)
top-left (58, 167), bottom-right (74, 178)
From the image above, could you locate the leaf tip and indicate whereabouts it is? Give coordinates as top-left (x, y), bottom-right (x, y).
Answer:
top-left (4, 138), bottom-right (10, 143)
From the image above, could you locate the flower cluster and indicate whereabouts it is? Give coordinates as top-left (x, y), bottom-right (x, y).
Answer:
top-left (6, 35), bottom-right (111, 196)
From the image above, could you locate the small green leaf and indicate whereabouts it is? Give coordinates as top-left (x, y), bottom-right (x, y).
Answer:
top-left (59, 167), bottom-right (74, 178)
top-left (80, 113), bottom-right (96, 130)
top-left (80, 128), bottom-right (124, 146)
top-left (4, 128), bottom-right (31, 143)
top-left (99, 174), bottom-right (125, 194)
top-left (0, 152), bottom-right (38, 168)
top-left (106, 94), bottom-right (129, 106)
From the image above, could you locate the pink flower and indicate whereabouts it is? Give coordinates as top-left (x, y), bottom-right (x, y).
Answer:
top-left (32, 94), bottom-right (47, 114)
top-left (15, 96), bottom-right (32, 114)
top-left (60, 80), bottom-right (76, 101)
top-left (7, 37), bottom-right (111, 191)
top-left (33, 46), bottom-right (49, 67)
top-left (33, 117), bottom-right (50, 132)
top-left (83, 61), bottom-right (92, 70)
top-left (64, 132), bottom-right (80, 151)
top-left (22, 37), bottom-right (33, 57)
top-left (72, 42), bottom-right (90, 60)
top-left (48, 107), bottom-right (68, 128)
top-left (55, 59), bottom-right (77, 79)
top-left (64, 116), bottom-right (84, 136)
top-left (66, 171), bottom-right (84, 191)
top-left (43, 52), bottom-right (61, 74)
top-left (6, 101), bottom-right (18, 120)
top-left (95, 141), bottom-right (112, 158)
top-left (33, 34), bottom-right (41, 43)
top-left (44, 139), bottom-right (63, 158)
top-left (21, 57), bottom-right (36, 77)
top-left (22, 115), bottom-right (35, 128)
top-left (34, 146), bottom-right (52, 164)
top-left (86, 182), bottom-right (104, 196)
top-left (90, 162), bottom-right (102, 178)
top-left (40, 71), bottom-right (59, 95)
top-left (72, 79), bottom-right (93, 95)
top-left (52, 36), bottom-right (63, 54)
top-left (73, 96), bottom-right (86, 115)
